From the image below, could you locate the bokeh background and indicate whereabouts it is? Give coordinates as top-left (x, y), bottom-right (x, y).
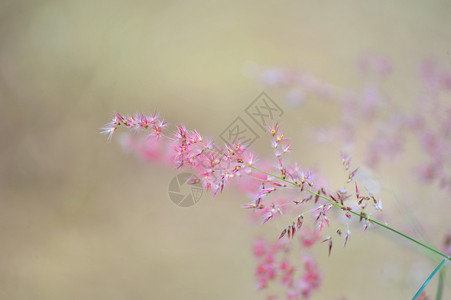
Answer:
top-left (1, 0), bottom-right (450, 299)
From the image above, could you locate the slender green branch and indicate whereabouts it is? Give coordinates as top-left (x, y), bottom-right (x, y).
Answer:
top-left (412, 259), bottom-right (447, 300)
top-left (305, 189), bottom-right (451, 261)
top-left (436, 266), bottom-right (445, 300)
top-left (247, 164), bottom-right (451, 261)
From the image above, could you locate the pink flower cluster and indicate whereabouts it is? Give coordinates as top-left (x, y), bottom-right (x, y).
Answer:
top-left (253, 238), bottom-right (321, 299)
top-left (101, 112), bottom-right (167, 141)
top-left (103, 109), bottom-right (387, 298)
top-left (172, 124), bottom-right (258, 196)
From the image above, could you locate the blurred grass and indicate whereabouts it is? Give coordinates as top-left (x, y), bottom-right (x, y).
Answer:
top-left (0, 0), bottom-right (450, 299)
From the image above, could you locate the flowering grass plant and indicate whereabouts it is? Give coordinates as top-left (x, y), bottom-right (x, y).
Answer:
top-left (103, 111), bottom-right (449, 299)
top-left (103, 56), bottom-right (451, 299)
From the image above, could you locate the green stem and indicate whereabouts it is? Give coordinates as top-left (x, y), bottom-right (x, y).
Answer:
top-left (436, 266), bottom-right (445, 300)
top-left (413, 259), bottom-right (446, 300)
top-left (308, 189), bottom-right (450, 261)
top-left (246, 164), bottom-right (451, 261)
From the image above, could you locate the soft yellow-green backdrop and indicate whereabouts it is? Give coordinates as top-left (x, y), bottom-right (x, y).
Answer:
top-left (1, 1), bottom-right (450, 299)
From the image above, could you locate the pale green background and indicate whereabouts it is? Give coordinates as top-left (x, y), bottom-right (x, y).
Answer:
top-left (1, 1), bottom-right (450, 299)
